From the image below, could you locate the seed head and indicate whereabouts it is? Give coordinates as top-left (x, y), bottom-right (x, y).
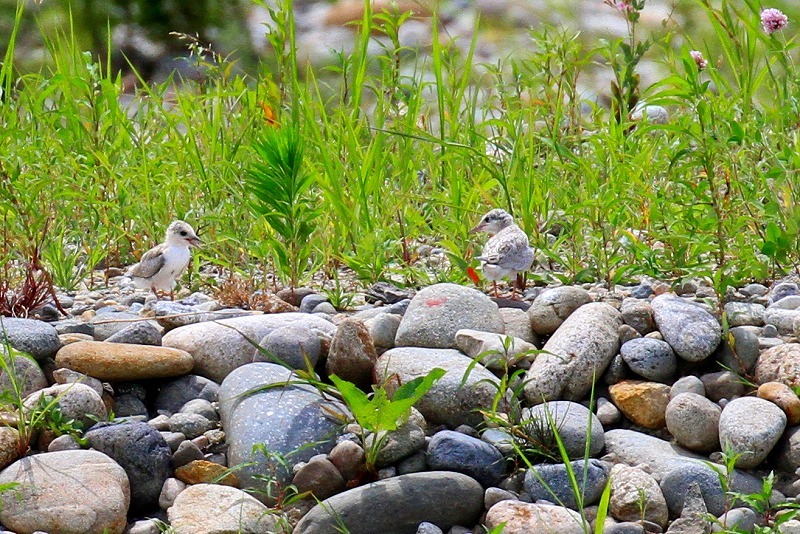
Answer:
top-left (761, 8), bottom-right (788, 35)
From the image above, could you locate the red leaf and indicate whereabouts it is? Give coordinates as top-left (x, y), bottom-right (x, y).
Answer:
top-left (466, 266), bottom-right (481, 285)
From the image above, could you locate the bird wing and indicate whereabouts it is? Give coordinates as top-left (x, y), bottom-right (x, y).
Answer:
top-left (127, 244), bottom-right (167, 279)
top-left (479, 227), bottom-right (531, 266)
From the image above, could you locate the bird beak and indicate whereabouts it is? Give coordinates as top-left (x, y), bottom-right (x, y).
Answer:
top-left (188, 236), bottom-right (202, 247)
top-left (469, 224), bottom-right (483, 234)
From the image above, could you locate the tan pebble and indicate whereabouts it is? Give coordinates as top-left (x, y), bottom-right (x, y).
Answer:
top-left (758, 381), bottom-right (800, 426)
top-left (59, 333), bottom-right (94, 345)
top-left (55, 341), bottom-right (194, 381)
top-left (609, 380), bottom-right (671, 429)
top-left (174, 460), bottom-right (238, 487)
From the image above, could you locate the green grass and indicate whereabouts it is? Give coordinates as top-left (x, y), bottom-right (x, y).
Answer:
top-left (2, 0), bottom-right (800, 298)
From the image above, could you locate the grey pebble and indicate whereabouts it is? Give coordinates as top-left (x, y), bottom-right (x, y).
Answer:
top-left (300, 294), bottom-right (328, 313)
top-left (168, 412), bottom-right (214, 440)
top-left (172, 440), bottom-right (204, 468)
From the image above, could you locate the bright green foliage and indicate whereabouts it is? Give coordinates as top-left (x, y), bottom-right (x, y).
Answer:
top-left (246, 124), bottom-right (321, 290)
top-left (330, 368), bottom-right (445, 470)
top-left (2, 0), bottom-right (800, 300)
top-left (330, 368), bottom-right (445, 435)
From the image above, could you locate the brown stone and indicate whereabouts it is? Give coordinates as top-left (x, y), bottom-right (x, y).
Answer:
top-left (0, 427), bottom-right (20, 469)
top-left (58, 333), bottom-right (94, 345)
top-left (758, 382), bottom-right (800, 426)
top-left (292, 457), bottom-right (346, 500)
top-left (609, 380), bottom-right (671, 429)
top-left (251, 293), bottom-right (299, 314)
top-left (174, 460), bottom-right (238, 487)
top-left (326, 318), bottom-right (378, 387)
top-left (55, 341), bottom-right (194, 381)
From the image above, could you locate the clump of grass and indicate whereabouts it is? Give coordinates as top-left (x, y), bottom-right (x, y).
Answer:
top-left (246, 122), bottom-right (321, 295)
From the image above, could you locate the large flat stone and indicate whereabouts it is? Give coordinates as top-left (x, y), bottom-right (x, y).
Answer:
top-left (55, 341), bottom-right (193, 381)
top-left (394, 283), bottom-right (504, 349)
top-left (294, 471), bottom-right (483, 534)
top-left (524, 302), bottom-right (622, 404)
top-left (163, 313), bottom-right (335, 382)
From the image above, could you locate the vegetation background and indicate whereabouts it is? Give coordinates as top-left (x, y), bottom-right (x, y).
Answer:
top-left (2, 0), bottom-right (800, 303)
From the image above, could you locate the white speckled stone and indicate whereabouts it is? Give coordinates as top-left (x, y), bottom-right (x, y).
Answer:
top-left (219, 363), bottom-right (346, 502)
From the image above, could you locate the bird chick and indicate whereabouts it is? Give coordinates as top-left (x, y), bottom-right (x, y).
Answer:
top-left (127, 221), bottom-right (201, 300)
top-left (470, 209), bottom-right (534, 298)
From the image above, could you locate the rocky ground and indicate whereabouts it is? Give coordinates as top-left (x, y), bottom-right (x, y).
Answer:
top-left (1, 272), bottom-right (800, 533)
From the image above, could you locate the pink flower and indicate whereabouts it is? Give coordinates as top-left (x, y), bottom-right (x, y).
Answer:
top-left (761, 8), bottom-right (788, 34)
top-left (604, 0), bottom-right (634, 14)
top-left (690, 50), bottom-right (708, 71)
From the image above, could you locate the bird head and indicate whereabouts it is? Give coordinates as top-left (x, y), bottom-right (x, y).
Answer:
top-left (166, 220), bottom-right (202, 247)
top-left (469, 209), bottom-right (514, 235)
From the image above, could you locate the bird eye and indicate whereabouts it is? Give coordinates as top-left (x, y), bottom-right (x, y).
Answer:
top-left (180, 231), bottom-right (187, 236)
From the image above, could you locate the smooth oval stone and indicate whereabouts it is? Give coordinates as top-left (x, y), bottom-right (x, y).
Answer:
top-left (394, 283), bottom-right (504, 349)
top-left (55, 340), bottom-right (193, 381)
top-left (293, 472), bottom-right (483, 534)
top-left (665, 393), bottom-right (721, 453)
top-left (0, 450), bottom-right (129, 534)
top-left (524, 459), bottom-right (609, 509)
top-left (23, 382), bottom-right (107, 429)
top-left (259, 323), bottom-right (322, 370)
top-left (104, 320), bottom-right (163, 345)
top-left (527, 286), bottom-right (592, 335)
top-left (522, 401), bottom-right (604, 458)
top-left (84, 422), bottom-right (172, 513)
top-left (484, 500), bottom-right (588, 534)
top-left (326, 318), bottom-right (378, 387)
top-left (651, 294), bottom-right (721, 362)
top-left (608, 380), bottom-right (670, 430)
top-left (620, 298), bottom-right (656, 335)
top-left (0, 318), bottom-right (61, 360)
top-left (219, 362), bottom-right (345, 500)
top-left (619, 337), bottom-right (677, 383)
top-left (0, 354), bottom-right (47, 397)
top-left (168, 483), bottom-right (277, 533)
top-left (524, 302), bottom-right (622, 404)
top-left (427, 430), bottom-right (505, 487)
top-left (718, 396), bottom-right (786, 469)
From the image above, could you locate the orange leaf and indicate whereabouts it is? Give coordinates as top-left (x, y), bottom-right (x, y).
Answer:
top-left (258, 101), bottom-right (278, 127)
top-left (466, 266), bottom-right (481, 285)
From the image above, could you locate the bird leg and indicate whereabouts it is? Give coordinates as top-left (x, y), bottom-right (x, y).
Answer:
top-left (151, 286), bottom-right (161, 300)
top-left (493, 281), bottom-right (499, 298)
top-left (169, 290), bottom-right (175, 301)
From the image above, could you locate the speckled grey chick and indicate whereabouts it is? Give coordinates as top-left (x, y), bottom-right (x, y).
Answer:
top-left (470, 209), bottom-right (534, 296)
top-left (127, 220), bottom-right (201, 300)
